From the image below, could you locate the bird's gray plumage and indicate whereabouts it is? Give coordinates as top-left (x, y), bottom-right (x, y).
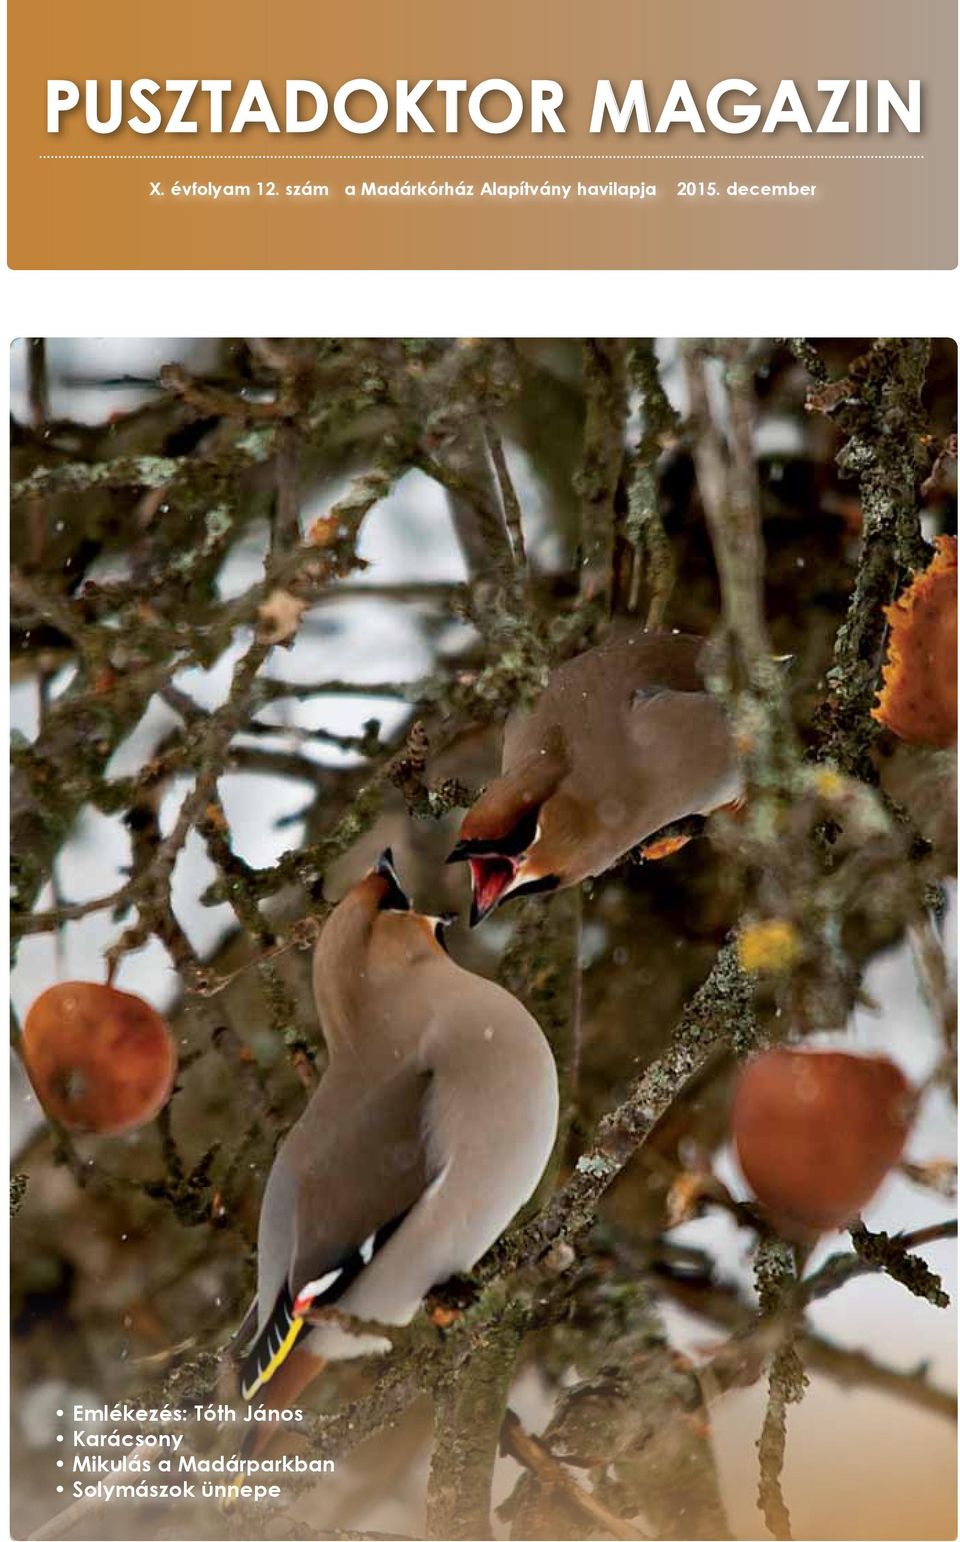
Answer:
top-left (502, 628), bottom-right (738, 849)
top-left (242, 867), bottom-right (558, 1384)
top-left (454, 629), bottom-right (741, 914)
top-left (255, 1061), bottom-right (431, 1335)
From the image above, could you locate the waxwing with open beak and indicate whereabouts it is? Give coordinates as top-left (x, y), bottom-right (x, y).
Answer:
top-left (234, 851), bottom-right (558, 1452)
top-left (448, 628), bottom-right (742, 924)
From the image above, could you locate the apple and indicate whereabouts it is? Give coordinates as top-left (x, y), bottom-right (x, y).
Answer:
top-left (22, 982), bottom-right (177, 1135)
top-left (732, 1048), bottom-right (913, 1233)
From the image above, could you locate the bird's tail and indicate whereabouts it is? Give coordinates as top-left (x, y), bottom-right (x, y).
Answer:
top-left (241, 1351), bottom-right (329, 1459)
top-left (222, 1323), bottom-right (327, 1509)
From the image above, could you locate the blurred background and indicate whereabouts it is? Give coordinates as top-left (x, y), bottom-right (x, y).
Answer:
top-left (9, 338), bottom-right (958, 1540)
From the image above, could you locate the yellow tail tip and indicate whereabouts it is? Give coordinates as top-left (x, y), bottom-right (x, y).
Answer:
top-left (220, 1478), bottom-right (243, 1512)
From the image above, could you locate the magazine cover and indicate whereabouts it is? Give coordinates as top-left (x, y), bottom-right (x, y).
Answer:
top-left (8, 336), bottom-right (957, 1541)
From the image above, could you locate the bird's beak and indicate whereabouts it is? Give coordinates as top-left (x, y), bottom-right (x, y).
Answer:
top-left (372, 848), bottom-right (411, 912)
top-left (469, 890), bottom-right (490, 928)
top-left (450, 830), bottom-right (556, 926)
top-left (470, 856), bottom-right (563, 925)
top-left (428, 912), bottom-right (459, 952)
top-left (467, 856), bottom-right (531, 926)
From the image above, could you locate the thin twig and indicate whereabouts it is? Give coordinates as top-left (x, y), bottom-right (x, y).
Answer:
top-left (499, 1410), bottom-right (648, 1541)
top-left (485, 420), bottom-right (527, 569)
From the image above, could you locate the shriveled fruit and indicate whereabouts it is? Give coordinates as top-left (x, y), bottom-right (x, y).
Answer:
top-left (22, 982), bottom-right (177, 1135)
top-left (873, 535), bottom-right (957, 748)
top-left (732, 1048), bottom-right (912, 1233)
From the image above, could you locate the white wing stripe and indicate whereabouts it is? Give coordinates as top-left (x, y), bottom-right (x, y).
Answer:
top-left (293, 1267), bottom-right (344, 1314)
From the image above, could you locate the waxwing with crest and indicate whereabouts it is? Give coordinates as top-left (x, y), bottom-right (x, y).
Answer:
top-left (448, 628), bottom-right (743, 924)
top-left (233, 851), bottom-right (558, 1455)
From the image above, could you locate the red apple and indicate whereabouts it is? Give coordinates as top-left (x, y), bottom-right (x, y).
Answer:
top-left (732, 1048), bottom-right (913, 1233)
top-left (22, 982), bottom-right (177, 1135)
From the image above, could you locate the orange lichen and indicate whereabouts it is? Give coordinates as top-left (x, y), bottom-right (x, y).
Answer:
top-left (428, 1304), bottom-right (461, 1329)
top-left (873, 535), bottom-right (957, 748)
top-left (22, 982), bottom-right (177, 1135)
top-left (665, 1169), bottom-right (727, 1228)
top-left (92, 668), bottom-right (118, 695)
top-left (640, 833), bottom-right (692, 862)
top-left (307, 513), bottom-right (339, 547)
top-left (732, 1049), bottom-right (913, 1234)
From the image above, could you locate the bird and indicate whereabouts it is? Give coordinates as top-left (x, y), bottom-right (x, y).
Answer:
top-left (447, 627), bottom-right (742, 924)
top-left (234, 850), bottom-right (558, 1454)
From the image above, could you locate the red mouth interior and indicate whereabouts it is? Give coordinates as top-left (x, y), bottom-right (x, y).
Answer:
top-left (469, 856), bottom-right (518, 917)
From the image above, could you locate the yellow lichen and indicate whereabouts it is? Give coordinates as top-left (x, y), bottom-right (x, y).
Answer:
top-left (738, 919), bottom-right (802, 975)
top-left (813, 768), bottom-right (845, 800)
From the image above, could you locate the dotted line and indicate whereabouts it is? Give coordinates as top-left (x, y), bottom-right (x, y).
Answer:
top-left (38, 152), bottom-right (926, 161)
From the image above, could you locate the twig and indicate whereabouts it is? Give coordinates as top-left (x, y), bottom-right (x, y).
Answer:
top-left (485, 420), bottom-right (527, 569)
top-left (489, 943), bottom-right (761, 1274)
top-left (159, 360), bottom-right (301, 420)
top-left (909, 911), bottom-right (958, 1095)
top-left (799, 1220), bottom-right (957, 1307)
top-left (426, 1326), bottom-right (522, 1539)
top-left (754, 1238), bottom-right (806, 1540)
top-left (624, 341), bottom-right (680, 624)
top-left (684, 342), bottom-right (769, 674)
top-left (257, 677), bottom-right (420, 702)
top-left (575, 339), bottom-right (628, 609)
top-left (416, 353), bottom-right (516, 586)
top-left (27, 338), bottom-right (49, 427)
top-left (847, 1221), bottom-right (953, 1307)
top-left (12, 879), bottom-right (137, 935)
top-left (197, 794), bottom-right (320, 1084)
top-left (756, 1366), bottom-right (794, 1541)
top-left (499, 1409), bottom-right (647, 1541)
top-left (900, 1159), bottom-right (957, 1200)
top-left (647, 1247), bottom-right (957, 1421)
top-left (804, 339), bottom-right (933, 778)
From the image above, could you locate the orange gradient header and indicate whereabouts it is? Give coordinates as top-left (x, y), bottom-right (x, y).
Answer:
top-left (8, 0), bottom-right (957, 268)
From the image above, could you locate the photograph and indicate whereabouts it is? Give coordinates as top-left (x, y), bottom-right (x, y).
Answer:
top-left (9, 336), bottom-right (958, 1542)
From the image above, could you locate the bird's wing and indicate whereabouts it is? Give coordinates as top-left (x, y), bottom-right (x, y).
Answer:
top-left (626, 680), bottom-right (722, 739)
top-left (624, 682), bottom-right (739, 821)
top-left (239, 1063), bottom-right (432, 1400)
top-left (503, 632), bottom-right (706, 775)
top-left (231, 1294), bottom-right (260, 1356)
